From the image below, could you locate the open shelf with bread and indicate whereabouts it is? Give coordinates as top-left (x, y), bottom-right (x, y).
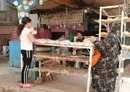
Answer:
top-left (30, 39), bottom-right (94, 92)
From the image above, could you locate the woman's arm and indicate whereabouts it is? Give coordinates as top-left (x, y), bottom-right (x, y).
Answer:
top-left (94, 40), bottom-right (106, 55)
top-left (28, 32), bottom-right (36, 42)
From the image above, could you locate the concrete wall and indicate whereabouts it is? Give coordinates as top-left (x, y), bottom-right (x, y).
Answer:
top-left (0, 2), bottom-right (18, 25)
top-left (0, 25), bottom-right (18, 45)
top-left (0, 2), bottom-right (18, 46)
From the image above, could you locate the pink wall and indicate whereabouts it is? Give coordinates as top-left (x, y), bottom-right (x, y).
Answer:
top-left (36, 28), bottom-right (51, 39)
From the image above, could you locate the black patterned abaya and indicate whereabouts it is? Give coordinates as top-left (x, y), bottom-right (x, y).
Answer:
top-left (91, 22), bottom-right (121, 92)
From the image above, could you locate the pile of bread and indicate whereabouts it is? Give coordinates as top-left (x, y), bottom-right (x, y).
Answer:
top-left (35, 36), bottom-right (97, 47)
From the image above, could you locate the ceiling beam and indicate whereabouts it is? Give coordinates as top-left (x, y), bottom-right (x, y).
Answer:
top-left (75, 0), bottom-right (86, 7)
top-left (102, 10), bottom-right (109, 16)
top-left (54, 0), bottom-right (78, 8)
top-left (89, 7), bottom-right (99, 14)
top-left (84, 7), bottom-right (109, 17)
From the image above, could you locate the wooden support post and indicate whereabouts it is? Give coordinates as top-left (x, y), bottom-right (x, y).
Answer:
top-left (62, 60), bottom-right (66, 67)
top-left (39, 60), bottom-right (42, 78)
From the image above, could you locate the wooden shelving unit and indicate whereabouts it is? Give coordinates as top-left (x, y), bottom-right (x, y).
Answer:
top-left (33, 53), bottom-right (89, 64)
top-left (95, 17), bottom-right (130, 24)
top-left (30, 66), bottom-right (88, 77)
top-left (31, 39), bottom-right (94, 92)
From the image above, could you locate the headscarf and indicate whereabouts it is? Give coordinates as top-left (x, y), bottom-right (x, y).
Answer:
top-left (109, 22), bottom-right (121, 51)
top-left (110, 22), bottom-right (121, 39)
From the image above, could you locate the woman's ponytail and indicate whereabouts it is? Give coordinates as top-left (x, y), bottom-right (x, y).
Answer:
top-left (17, 24), bottom-right (25, 36)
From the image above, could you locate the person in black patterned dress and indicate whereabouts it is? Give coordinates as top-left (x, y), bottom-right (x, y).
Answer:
top-left (91, 22), bottom-right (121, 92)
